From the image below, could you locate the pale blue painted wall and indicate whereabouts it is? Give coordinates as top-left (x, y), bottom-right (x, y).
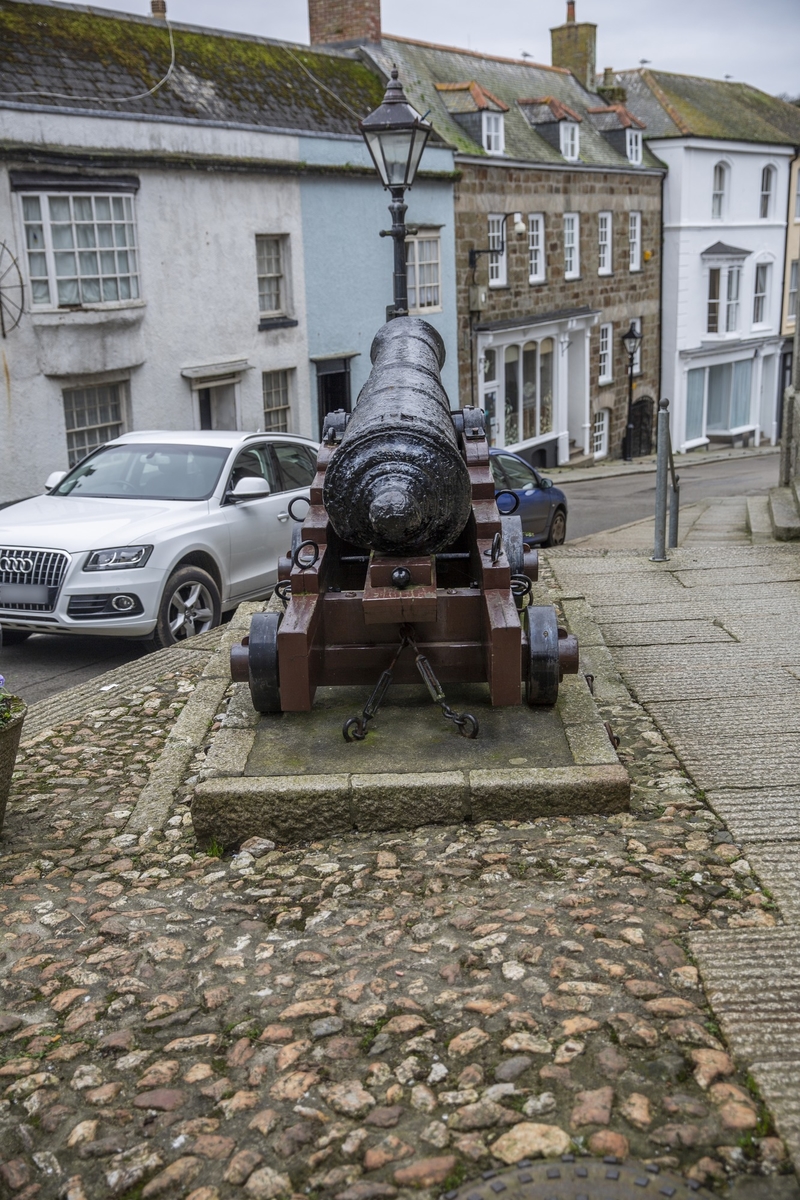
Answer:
top-left (299, 137), bottom-right (458, 434)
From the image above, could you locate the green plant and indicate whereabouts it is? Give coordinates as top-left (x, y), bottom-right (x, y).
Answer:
top-left (206, 838), bottom-right (224, 859)
top-left (360, 1015), bottom-right (390, 1053)
top-left (441, 1162), bottom-right (468, 1193)
top-left (0, 675), bottom-right (24, 729)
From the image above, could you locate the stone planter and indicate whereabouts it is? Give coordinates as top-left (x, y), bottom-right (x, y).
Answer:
top-left (0, 704), bottom-right (26, 835)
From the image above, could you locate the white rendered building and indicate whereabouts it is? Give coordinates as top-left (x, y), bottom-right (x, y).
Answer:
top-left (619, 70), bottom-right (800, 450)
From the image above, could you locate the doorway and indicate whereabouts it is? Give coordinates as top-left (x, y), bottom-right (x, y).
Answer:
top-left (315, 359), bottom-right (351, 438)
top-left (198, 383), bottom-right (237, 430)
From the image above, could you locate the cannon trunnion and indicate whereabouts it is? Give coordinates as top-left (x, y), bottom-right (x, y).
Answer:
top-left (231, 317), bottom-right (578, 736)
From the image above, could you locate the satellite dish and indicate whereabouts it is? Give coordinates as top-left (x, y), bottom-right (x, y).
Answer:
top-left (0, 243), bottom-right (24, 337)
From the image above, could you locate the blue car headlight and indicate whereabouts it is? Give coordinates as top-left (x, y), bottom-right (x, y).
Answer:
top-left (83, 546), bottom-right (153, 572)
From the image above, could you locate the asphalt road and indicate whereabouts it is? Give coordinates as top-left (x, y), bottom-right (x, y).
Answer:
top-left (0, 452), bottom-right (782, 705)
top-left (560, 452), bottom-right (780, 541)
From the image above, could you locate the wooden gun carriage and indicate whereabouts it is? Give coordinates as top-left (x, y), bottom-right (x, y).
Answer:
top-left (230, 318), bottom-right (578, 739)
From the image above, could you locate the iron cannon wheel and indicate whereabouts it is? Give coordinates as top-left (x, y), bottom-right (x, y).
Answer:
top-left (249, 610), bottom-right (282, 713)
top-left (525, 604), bottom-right (561, 706)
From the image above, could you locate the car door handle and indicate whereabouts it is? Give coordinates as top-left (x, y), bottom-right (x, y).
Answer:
top-left (277, 511), bottom-right (290, 522)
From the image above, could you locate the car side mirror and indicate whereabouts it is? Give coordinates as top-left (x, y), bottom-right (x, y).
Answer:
top-left (539, 477), bottom-right (553, 490)
top-left (45, 471), bottom-right (66, 492)
top-left (230, 476), bottom-right (271, 502)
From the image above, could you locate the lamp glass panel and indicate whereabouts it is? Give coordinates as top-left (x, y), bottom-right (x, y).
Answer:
top-left (377, 130), bottom-right (415, 187)
top-left (405, 126), bottom-right (429, 188)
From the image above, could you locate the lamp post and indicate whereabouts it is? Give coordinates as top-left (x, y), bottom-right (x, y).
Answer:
top-left (360, 68), bottom-right (432, 319)
top-left (621, 320), bottom-right (642, 461)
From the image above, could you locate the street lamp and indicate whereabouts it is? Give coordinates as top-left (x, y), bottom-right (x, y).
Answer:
top-left (360, 67), bottom-right (432, 318)
top-left (621, 320), bottom-right (642, 461)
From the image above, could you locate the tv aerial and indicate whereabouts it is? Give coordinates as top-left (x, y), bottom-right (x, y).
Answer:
top-left (0, 242), bottom-right (24, 337)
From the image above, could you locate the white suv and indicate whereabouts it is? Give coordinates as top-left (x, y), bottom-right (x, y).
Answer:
top-left (0, 431), bottom-right (317, 647)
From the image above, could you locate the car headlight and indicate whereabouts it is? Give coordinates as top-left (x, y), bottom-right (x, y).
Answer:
top-left (83, 546), bottom-right (153, 571)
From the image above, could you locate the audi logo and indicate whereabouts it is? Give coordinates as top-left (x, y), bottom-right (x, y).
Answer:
top-left (0, 556), bottom-right (34, 574)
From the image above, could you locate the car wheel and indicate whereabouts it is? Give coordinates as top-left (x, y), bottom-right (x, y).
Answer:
top-left (0, 628), bottom-right (31, 645)
top-left (545, 507), bottom-right (567, 547)
top-left (153, 566), bottom-right (221, 649)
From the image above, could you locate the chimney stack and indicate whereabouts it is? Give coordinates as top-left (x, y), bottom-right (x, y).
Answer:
top-left (550, 1), bottom-right (597, 92)
top-left (308, 0), bottom-right (381, 45)
top-left (597, 67), bottom-right (627, 104)
top-left (151, 0), bottom-right (167, 17)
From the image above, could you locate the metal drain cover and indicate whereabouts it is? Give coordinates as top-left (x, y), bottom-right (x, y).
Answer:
top-left (444, 1156), bottom-right (714, 1200)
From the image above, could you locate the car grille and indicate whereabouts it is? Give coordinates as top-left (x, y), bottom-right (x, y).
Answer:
top-left (0, 548), bottom-right (70, 611)
top-left (67, 594), bottom-right (144, 619)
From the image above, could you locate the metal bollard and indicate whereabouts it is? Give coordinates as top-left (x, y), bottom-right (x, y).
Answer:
top-left (652, 398), bottom-right (670, 562)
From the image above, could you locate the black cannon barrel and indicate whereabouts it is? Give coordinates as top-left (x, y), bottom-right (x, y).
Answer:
top-left (323, 318), bottom-right (472, 555)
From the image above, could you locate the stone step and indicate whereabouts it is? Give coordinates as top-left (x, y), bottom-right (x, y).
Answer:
top-left (746, 494), bottom-right (774, 543)
top-left (769, 487), bottom-right (800, 541)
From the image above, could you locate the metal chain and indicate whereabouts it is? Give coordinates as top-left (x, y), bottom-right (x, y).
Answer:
top-left (343, 624), bottom-right (480, 741)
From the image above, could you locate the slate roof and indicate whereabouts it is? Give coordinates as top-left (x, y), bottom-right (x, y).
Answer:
top-left (615, 68), bottom-right (800, 145)
top-left (435, 82), bottom-right (508, 114)
top-left (0, 0), bottom-right (386, 136)
top-left (366, 36), bottom-right (662, 170)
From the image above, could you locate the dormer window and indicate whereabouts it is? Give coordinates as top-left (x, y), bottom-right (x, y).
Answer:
top-left (560, 121), bottom-right (579, 161)
top-left (483, 112), bottom-right (505, 155)
top-left (626, 129), bottom-right (642, 165)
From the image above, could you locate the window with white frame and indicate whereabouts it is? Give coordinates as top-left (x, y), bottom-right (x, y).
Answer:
top-left (406, 231), bottom-right (441, 312)
top-left (592, 408), bottom-right (610, 458)
top-left (560, 121), bottom-right (580, 162)
top-left (726, 266), bottom-right (741, 331)
top-left (686, 359), bottom-right (754, 444)
top-left (256, 235), bottom-right (286, 316)
top-left (628, 211), bottom-right (641, 271)
top-left (563, 213), bottom-right (580, 279)
top-left (528, 214), bottom-right (545, 283)
top-left (480, 336), bottom-right (554, 447)
top-left (482, 112), bottom-right (505, 155)
top-left (759, 167), bottom-right (774, 219)
top-left (795, 174), bottom-right (800, 220)
top-left (753, 263), bottom-right (769, 324)
top-left (598, 212), bottom-right (612, 275)
top-left (626, 129), bottom-right (642, 165)
top-left (707, 268), bottom-right (721, 333)
top-left (488, 214), bottom-right (507, 286)
top-left (63, 381), bottom-right (127, 467)
top-left (22, 192), bottom-right (139, 307)
top-left (789, 260), bottom-right (798, 321)
top-left (632, 317), bottom-right (642, 374)
top-left (712, 162), bottom-right (727, 219)
top-left (598, 323), bottom-right (613, 384)
top-left (262, 369), bottom-right (292, 433)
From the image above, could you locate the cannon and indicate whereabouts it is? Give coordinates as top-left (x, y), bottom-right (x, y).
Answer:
top-left (230, 317), bottom-right (578, 739)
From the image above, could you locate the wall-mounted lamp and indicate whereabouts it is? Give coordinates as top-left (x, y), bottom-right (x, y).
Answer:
top-left (468, 212), bottom-right (526, 271)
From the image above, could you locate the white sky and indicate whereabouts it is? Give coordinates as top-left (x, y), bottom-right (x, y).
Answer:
top-left (62, 0), bottom-right (799, 97)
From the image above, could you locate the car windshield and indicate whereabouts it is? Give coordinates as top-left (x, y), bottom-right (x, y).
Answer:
top-left (53, 443), bottom-right (231, 501)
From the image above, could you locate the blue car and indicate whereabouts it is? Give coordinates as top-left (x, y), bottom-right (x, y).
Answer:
top-left (489, 448), bottom-right (568, 546)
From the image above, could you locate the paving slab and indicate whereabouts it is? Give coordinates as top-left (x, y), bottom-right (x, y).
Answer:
top-left (705, 788), bottom-right (800, 843)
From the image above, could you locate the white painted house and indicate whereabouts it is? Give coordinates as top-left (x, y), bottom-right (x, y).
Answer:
top-left (619, 70), bottom-right (800, 451)
top-left (0, 0), bottom-right (457, 506)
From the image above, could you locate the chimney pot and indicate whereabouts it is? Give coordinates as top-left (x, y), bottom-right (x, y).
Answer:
top-left (603, 66), bottom-right (614, 86)
top-left (151, 0), bottom-right (167, 17)
top-left (566, 1), bottom-right (575, 21)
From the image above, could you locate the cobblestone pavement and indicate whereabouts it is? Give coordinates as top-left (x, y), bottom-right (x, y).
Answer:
top-left (0, 580), bottom-right (794, 1200)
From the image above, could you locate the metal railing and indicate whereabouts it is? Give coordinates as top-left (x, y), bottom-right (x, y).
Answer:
top-left (652, 398), bottom-right (680, 562)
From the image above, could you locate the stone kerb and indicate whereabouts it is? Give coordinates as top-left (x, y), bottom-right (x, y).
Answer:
top-left (190, 600), bottom-right (629, 848)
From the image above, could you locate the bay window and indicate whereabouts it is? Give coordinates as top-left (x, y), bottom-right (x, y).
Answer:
top-left (22, 192), bottom-right (139, 307)
top-left (752, 263), bottom-right (769, 325)
top-left (685, 358), bottom-right (754, 445)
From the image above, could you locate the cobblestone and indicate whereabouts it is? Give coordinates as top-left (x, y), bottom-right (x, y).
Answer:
top-left (0, 597), bottom-right (791, 1198)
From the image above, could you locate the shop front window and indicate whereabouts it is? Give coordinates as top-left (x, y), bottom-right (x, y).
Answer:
top-left (504, 346), bottom-right (520, 446)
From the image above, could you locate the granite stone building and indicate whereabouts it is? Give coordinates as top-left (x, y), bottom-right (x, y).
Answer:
top-left (0, 0), bottom-right (457, 504)
top-left (311, 0), bottom-right (665, 467)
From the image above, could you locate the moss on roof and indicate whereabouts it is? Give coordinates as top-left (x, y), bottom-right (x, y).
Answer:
top-left (373, 36), bottom-right (662, 170)
top-left (618, 68), bottom-right (800, 144)
top-left (0, 0), bottom-right (387, 134)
